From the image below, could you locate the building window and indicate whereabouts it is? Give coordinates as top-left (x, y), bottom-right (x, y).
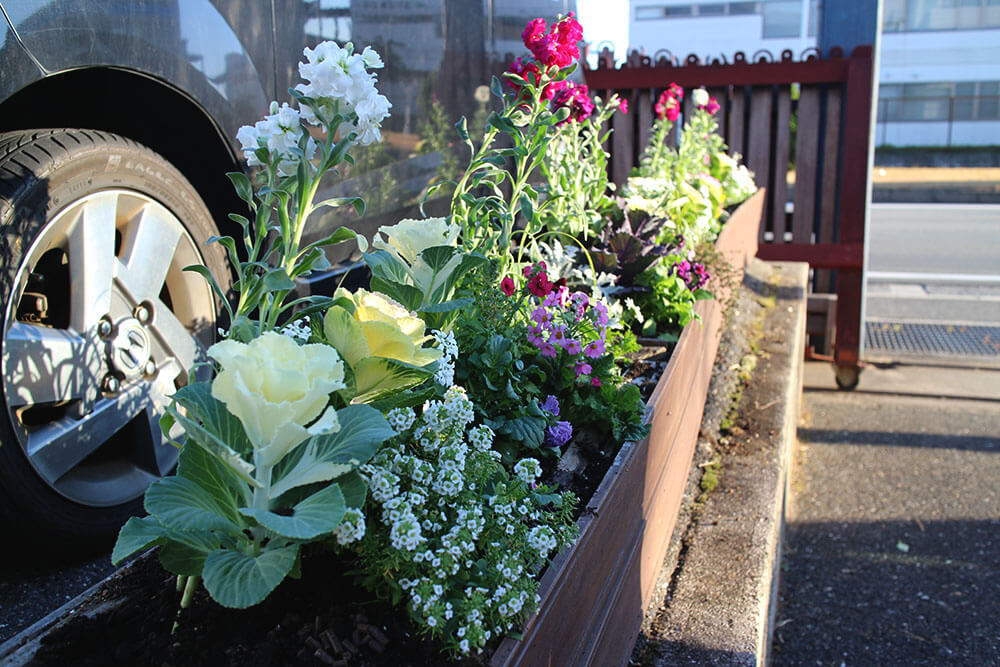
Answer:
top-left (762, 0), bottom-right (802, 37)
top-left (878, 81), bottom-right (1000, 121)
top-left (634, 2), bottom-right (765, 20)
top-left (882, 0), bottom-right (1000, 31)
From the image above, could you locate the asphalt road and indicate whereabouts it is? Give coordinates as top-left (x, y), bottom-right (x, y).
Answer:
top-left (774, 363), bottom-right (1000, 666)
top-left (866, 204), bottom-right (1000, 324)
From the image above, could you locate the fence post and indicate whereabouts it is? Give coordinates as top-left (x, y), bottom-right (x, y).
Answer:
top-left (820, 0), bottom-right (883, 388)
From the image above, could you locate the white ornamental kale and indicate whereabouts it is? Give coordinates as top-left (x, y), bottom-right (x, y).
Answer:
top-left (350, 386), bottom-right (578, 656)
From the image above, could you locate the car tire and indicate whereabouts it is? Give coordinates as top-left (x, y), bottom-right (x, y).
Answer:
top-left (0, 129), bottom-right (230, 548)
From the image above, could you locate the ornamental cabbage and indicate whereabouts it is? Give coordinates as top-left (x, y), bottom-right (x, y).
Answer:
top-left (323, 289), bottom-right (442, 403)
top-left (208, 331), bottom-right (345, 467)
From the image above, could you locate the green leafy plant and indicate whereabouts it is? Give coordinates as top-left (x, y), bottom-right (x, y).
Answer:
top-left (538, 93), bottom-right (624, 240)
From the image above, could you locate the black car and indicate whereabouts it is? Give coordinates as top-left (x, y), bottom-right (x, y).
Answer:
top-left (0, 0), bottom-right (573, 546)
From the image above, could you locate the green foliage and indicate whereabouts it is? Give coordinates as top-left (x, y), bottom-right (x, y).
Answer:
top-left (538, 95), bottom-right (623, 240)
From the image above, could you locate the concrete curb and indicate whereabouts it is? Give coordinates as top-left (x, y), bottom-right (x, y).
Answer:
top-left (637, 260), bottom-right (808, 666)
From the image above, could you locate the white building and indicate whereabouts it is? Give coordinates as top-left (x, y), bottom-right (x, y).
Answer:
top-left (625, 0), bottom-right (1000, 148)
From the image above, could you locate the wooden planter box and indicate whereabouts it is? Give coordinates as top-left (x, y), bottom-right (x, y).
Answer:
top-left (491, 189), bottom-right (765, 667)
top-left (1, 191), bottom-right (765, 667)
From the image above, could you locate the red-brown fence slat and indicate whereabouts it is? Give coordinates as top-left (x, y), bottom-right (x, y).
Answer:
top-left (611, 98), bottom-right (634, 185)
top-left (708, 85), bottom-right (729, 147)
top-left (729, 85), bottom-right (746, 159)
top-left (792, 85), bottom-right (822, 244)
top-left (746, 86), bottom-right (774, 241)
top-left (815, 84), bottom-right (842, 292)
top-left (636, 88), bottom-right (653, 155)
top-left (771, 86), bottom-right (792, 242)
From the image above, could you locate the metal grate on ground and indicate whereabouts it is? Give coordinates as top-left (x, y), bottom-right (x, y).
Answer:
top-left (865, 320), bottom-right (1000, 358)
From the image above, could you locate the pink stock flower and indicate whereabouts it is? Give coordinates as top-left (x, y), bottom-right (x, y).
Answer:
top-left (520, 14), bottom-right (582, 70)
top-left (704, 96), bottom-right (720, 115)
top-left (619, 98), bottom-right (629, 114)
top-left (522, 18), bottom-right (547, 46)
top-left (654, 83), bottom-right (684, 121)
top-left (553, 82), bottom-right (595, 124)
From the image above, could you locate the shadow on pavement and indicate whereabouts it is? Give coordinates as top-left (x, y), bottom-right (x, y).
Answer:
top-left (799, 427), bottom-right (999, 452)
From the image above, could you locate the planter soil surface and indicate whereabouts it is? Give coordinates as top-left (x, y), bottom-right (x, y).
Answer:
top-left (16, 344), bottom-right (675, 667)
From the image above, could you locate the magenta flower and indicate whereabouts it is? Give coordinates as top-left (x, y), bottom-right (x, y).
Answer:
top-left (561, 338), bottom-right (583, 355)
top-left (592, 301), bottom-right (609, 326)
top-left (553, 82), bottom-right (595, 124)
top-left (574, 362), bottom-right (592, 377)
top-left (531, 306), bottom-right (552, 326)
top-left (619, 98), bottom-right (629, 114)
top-left (521, 14), bottom-right (582, 70)
top-left (654, 83), bottom-right (683, 121)
top-left (501, 276), bottom-right (516, 296)
top-left (591, 377), bottom-right (601, 387)
top-left (584, 339), bottom-right (606, 358)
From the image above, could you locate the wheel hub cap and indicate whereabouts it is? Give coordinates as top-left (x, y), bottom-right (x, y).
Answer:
top-left (108, 318), bottom-right (152, 380)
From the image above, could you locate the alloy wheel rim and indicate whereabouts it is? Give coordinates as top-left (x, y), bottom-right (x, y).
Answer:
top-left (2, 189), bottom-right (215, 507)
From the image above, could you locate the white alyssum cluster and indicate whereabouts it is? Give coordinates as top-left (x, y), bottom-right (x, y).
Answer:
top-left (279, 317), bottom-right (312, 343)
top-left (431, 329), bottom-right (458, 387)
top-left (333, 507), bottom-right (366, 545)
top-left (355, 385), bottom-right (576, 656)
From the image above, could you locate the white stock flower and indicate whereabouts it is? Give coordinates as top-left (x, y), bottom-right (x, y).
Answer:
top-left (236, 124), bottom-right (264, 167)
top-left (360, 45), bottom-right (384, 68)
top-left (692, 87), bottom-right (710, 107)
top-left (237, 102), bottom-right (316, 175)
top-left (296, 41), bottom-right (391, 143)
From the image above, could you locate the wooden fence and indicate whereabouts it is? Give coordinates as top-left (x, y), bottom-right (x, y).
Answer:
top-left (583, 45), bottom-right (875, 383)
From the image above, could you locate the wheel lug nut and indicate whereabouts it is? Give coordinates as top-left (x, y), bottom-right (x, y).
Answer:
top-left (102, 375), bottom-right (120, 394)
top-left (143, 360), bottom-right (156, 377)
top-left (97, 318), bottom-right (113, 338)
top-left (135, 305), bottom-right (151, 324)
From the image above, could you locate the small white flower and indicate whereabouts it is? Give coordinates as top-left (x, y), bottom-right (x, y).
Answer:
top-left (692, 87), bottom-right (710, 107)
top-left (360, 45), bottom-right (384, 68)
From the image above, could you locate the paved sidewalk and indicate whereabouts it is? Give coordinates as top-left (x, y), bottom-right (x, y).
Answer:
top-left (772, 361), bottom-right (1000, 665)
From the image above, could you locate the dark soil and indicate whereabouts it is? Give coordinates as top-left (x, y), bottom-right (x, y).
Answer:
top-left (32, 549), bottom-right (478, 667)
top-left (18, 347), bottom-right (675, 667)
